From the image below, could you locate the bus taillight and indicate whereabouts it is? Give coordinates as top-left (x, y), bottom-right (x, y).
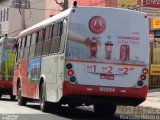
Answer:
top-left (143, 68), bottom-right (148, 74)
top-left (140, 75), bottom-right (146, 80)
top-left (66, 63), bottom-right (73, 69)
top-left (66, 63), bottom-right (77, 83)
top-left (68, 70), bottom-right (74, 76)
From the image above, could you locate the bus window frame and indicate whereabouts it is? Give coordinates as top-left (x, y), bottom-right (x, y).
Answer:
top-left (15, 38), bottom-right (20, 62)
top-left (35, 29), bottom-right (45, 57)
top-left (29, 31), bottom-right (38, 59)
top-left (59, 18), bottom-right (68, 54)
top-left (49, 21), bottom-right (63, 55)
top-left (23, 34), bottom-right (31, 60)
top-left (17, 17), bottom-right (68, 60)
top-left (42, 25), bottom-right (52, 56)
top-left (19, 36), bottom-right (26, 60)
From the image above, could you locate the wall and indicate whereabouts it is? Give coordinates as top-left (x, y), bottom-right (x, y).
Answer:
top-left (8, 0), bottom-right (45, 37)
top-left (0, 0), bottom-right (10, 36)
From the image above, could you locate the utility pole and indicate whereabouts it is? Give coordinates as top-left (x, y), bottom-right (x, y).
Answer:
top-left (55, 0), bottom-right (68, 11)
top-left (12, 0), bottom-right (30, 30)
top-left (21, 1), bottom-right (26, 30)
top-left (140, 0), bottom-right (143, 11)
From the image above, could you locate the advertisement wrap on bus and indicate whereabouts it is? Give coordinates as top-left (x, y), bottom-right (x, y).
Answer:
top-left (65, 7), bottom-right (149, 97)
top-left (13, 4), bottom-right (149, 116)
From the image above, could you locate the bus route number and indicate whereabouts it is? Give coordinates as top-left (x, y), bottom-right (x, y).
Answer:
top-left (99, 87), bottom-right (115, 92)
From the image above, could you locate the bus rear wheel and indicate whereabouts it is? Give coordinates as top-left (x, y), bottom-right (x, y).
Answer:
top-left (39, 83), bottom-right (50, 112)
top-left (94, 103), bottom-right (117, 116)
top-left (17, 84), bottom-right (27, 106)
top-left (10, 95), bottom-right (16, 101)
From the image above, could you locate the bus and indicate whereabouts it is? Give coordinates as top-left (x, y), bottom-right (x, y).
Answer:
top-left (13, 5), bottom-right (149, 116)
top-left (0, 35), bottom-right (16, 100)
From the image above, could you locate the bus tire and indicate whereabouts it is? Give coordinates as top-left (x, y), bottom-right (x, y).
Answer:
top-left (10, 95), bottom-right (16, 101)
top-left (17, 84), bottom-right (27, 106)
top-left (94, 103), bottom-right (116, 116)
top-left (39, 83), bottom-right (50, 112)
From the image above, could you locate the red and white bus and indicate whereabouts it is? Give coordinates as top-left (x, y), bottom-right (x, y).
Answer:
top-left (0, 35), bottom-right (16, 100)
top-left (13, 5), bottom-right (149, 116)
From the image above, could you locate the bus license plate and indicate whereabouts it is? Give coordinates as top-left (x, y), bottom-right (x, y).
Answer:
top-left (100, 74), bottom-right (114, 80)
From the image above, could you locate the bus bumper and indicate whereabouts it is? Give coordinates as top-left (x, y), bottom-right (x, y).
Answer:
top-left (0, 81), bottom-right (13, 96)
top-left (62, 81), bottom-right (148, 106)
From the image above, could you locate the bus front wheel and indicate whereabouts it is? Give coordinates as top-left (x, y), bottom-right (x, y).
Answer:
top-left (94, 103), bottom-right (117, 116)
top-left (17, 84), bottom-right (27, 106)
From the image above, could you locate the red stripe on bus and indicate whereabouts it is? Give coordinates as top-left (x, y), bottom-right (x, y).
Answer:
top-left (62, 81), bottom-right (148, 99)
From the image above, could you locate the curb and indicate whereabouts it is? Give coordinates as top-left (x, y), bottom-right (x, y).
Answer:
top-left (148, 88), bottom-right (160, 93)
top-left (116, 105), bottom-right (160, 115)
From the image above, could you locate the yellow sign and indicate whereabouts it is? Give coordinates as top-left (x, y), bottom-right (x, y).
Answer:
top-left (118, 0), bottom-right (139, 8)
top-left (150, 64), bottom-right (160, 75)
top-left (152, 18), bottom-right (160, 29)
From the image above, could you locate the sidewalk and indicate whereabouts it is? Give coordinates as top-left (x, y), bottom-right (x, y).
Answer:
top-left (139, 88), bottom-right (160, 109)
top-left (116, 88), bottom-right (160, 115)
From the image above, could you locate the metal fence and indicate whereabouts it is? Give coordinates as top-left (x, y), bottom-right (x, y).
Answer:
top-left (149, 44), bottom-right (160, 88)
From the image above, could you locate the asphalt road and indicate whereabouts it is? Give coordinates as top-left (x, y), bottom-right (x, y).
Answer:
top-left (0, 96), bottom-right (157, 120)
top-left (0, 97), bottom-right (160, 120)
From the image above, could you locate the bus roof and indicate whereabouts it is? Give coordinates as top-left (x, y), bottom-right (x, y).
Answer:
top-left (18, 8), bottom-right (73, 37)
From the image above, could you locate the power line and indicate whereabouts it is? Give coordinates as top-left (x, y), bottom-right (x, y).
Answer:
top-left (30, 0), bottom-right (44, 5)
top-left (29, 8), bottom-right (62, 11)
top-left (12, 0), bottom-right (44, 6)
top-left (8, 29), bottom-right (22, 36)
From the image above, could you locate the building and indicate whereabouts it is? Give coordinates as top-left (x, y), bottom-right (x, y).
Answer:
top-left (45, 0), bottom-right (118, 18)
top-left (0, 0), bottom-right (45, 37)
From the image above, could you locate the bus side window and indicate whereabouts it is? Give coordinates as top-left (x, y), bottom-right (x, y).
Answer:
top-left (17, 38), bottom-right (21, 61)
top-left (44, 26), bottom-right (50, 40)
top-left (19, 37), bottom-right (25, 60)
top-left (50, 22), bottom-right (62, 54)
top-left (59, 19), bottom-right (68, 53)
top-left (15, 39), bottom-right (19, 63)
top-left (29, 32), bottom-right (37, 58)
top-left (35, 29), bottom-right (45, 57)
top-left (23, 35), bottom-right (31, 59)
top-left (42, 25), bottom-right (52, 55)
top-left (58, 21), bottom-right (63, 36)
top-left (52, 22), bottom-right (58, 37)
